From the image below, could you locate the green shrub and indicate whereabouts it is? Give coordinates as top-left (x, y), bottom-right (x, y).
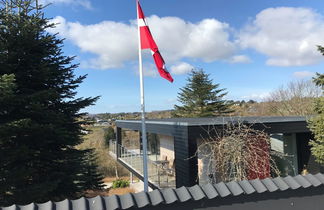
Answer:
top-left (112, 179), bottom-right (130, 189)
top-left (104, 126), bottom-right (116, 145)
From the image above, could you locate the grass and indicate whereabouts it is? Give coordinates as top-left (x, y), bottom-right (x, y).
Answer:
top-left (78, 126), bottom-right (135, 197)
top-left (108, 188), bottom-right (135, 195)
top-left (77, 126), bottom-right (129, 178)
top-left (85, 187), bottom-right (135, 197)
top-left (103, 176), bottom-right (130, 183)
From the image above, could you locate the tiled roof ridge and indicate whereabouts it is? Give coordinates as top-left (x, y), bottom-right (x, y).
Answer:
top-left (2, 173), bottom-right (324, 210)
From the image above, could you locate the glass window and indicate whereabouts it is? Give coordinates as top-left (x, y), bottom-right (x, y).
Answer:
top-left (270, 133), bottom-right (298, 176)
top-left (147, 133), bottom-right (160, 161)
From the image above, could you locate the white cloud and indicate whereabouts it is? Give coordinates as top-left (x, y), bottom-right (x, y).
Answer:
top-left (132, 62), bottom-right (159, 77)
top-left (239, 7), bottom-right (324, 66)
top-left (142, 63), bottom-right (159, 77)
top-left (49, 15), bottom-right (236, 70)
top-left (50, 16), bottom-right (138, 69)
top-left (48, 16), bottom-right (67, 35)
top-left (41, 0), bottom-right (92, 9)
top-left (165, 98), bottom-right (177, 104)
top-left (242, 92), bottom-right (270, 101)
top-left (170, 62), bottom-right (194, 75)
top-left (293, 71), bottom-right (316, 79)
top-left (228, 55), bottom-right (251, 63)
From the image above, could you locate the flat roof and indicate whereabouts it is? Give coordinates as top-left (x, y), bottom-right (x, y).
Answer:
top-left (116, 116), bottom-right (308, 127)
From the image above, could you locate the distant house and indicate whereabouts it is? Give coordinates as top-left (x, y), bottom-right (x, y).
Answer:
top-left (109, 116), bottom-right (323, 189)
top-left (94, 119), bottom-right (111, 126)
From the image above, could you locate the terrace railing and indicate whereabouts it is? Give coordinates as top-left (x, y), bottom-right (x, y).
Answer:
top-left (108, 140), bottom-right (175, 188)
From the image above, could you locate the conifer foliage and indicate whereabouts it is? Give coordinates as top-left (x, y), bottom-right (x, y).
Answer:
top-left (0, 0), bottom-right (103, 206)
top-left (173, 69), bottom-right (233, 117)
top-left (308, 46), bottom-right (324, 164)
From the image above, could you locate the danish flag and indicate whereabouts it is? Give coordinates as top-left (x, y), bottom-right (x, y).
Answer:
top-left (137, 1), bottom-right (174, 82)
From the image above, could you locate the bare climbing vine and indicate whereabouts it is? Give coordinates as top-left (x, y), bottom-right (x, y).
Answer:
top-left (197, 122), bottom-right (283, 183)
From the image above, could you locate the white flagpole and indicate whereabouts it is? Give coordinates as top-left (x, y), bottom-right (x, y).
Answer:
top-left (137, 0), bottom-right (149, 192)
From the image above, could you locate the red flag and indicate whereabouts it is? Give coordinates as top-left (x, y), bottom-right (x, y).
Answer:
top-left (137, 1), bottom-right (174, 83)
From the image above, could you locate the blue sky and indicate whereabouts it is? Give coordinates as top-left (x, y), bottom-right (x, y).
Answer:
top-left (43, 0), bottom-right (324, 113)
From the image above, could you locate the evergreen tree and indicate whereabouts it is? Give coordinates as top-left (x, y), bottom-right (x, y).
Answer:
top-left (309, 46), bottom-right (324, 164)
top-left (0, 1), bottom-right (103, 206)
top-left (0, 74), bottom-right (16, 98)
top-left (173, 69), bottom-right (233, 117)
top-left (104, 126), bottom-right (115, 146)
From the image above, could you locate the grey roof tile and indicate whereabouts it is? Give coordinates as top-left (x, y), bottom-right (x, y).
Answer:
top-left (18, 203), bottom-right (35, 210)
top-left (187, 185), bottom-right (205, 201)
top-left (2, 173), bottom-right (324, 210)
top-left (272, 177), bottom-right (290, 191)
top-left (148, 189), bottom-right (164, 206)
top-left (174, 186), bottom-right (191, 202)
top-left (54, 199), bottom-right (70, 210)
top-left (71, 197), bottom-right (87, 210)
top-left (103, 195), bottom-right (119, 210)
top-left (201, 183), bottom-right (218, 199)
top-left (160, 188), bottom-right (177, 204)
top-left (261, 178), bottom-right (279, 192)
top-left (304, 174), bottom-right (322, 187)
top-left (119, 193), bottom-right (134, 209)
top-left (214, 182), bottom-right (231, 197)
top-left (1, 205), bottom-right (16, 210)
top-left (238, 180), bottom-right (256, 194)
top-left (36, 201), bottom-right (52, 210)
top-left (283, 176), bottom-right (301, 189)
top-left (293, 175), bottom-right (312, 188)
top-left (132, 192), bottom-right (150, 208)
top-left (226, 181), bottom-right (244, 196)
top-left (87, 196), bottom-right (103, 210)
top-left (314, 173), bottom-right (324, 184)
top-left (249, 179), bottom-right (267, 193)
